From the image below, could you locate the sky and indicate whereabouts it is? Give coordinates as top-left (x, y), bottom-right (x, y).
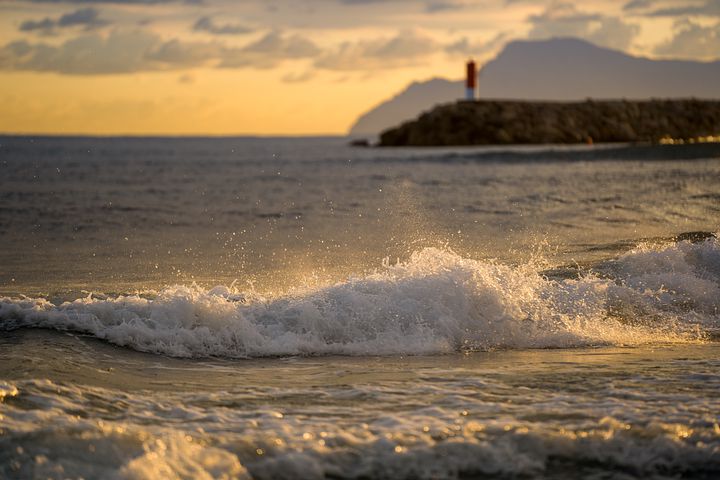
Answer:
top-left (1, 0), bottom-right (719, 135)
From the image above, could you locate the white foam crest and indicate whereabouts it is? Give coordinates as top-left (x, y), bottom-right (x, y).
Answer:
top-left (0, 381), bottom-right (19, 401)
top-left (2, 380), bottom-right (718, 479)
top-left (119, 433), bottom-right (251, 480)
top-left (604, 237), bottom-right (720, 319)
top-left (1, 242), bottom-right (717, 358)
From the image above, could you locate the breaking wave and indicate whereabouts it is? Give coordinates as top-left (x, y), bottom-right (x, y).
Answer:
top-left (1, 238), bottom-right (718, 358)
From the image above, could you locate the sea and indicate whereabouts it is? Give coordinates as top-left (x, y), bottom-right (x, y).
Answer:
top-left (0, 136), bottom-right (719, 479)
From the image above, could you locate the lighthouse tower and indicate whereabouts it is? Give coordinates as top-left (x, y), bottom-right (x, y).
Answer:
top-left (465, 59), bottom-right (477, 100)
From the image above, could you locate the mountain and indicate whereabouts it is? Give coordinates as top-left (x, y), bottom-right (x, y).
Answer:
top-left (348, 37), bottom-right (720, 136)
top-left (349, 78), bottom-right (459, 138)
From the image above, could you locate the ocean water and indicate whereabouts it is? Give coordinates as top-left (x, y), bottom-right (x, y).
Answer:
top-left (1, 136), bottom-right (719, 479)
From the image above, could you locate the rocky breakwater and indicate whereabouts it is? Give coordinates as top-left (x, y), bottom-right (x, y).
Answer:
top-left (378, 99), bottom-right (720, 146)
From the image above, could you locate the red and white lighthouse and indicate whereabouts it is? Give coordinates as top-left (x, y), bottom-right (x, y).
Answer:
top-left (465, 59), bottom-right (477, 100)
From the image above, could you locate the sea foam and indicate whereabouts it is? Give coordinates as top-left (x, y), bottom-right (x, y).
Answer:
top-left (1, 239), bottom-right (718, 358)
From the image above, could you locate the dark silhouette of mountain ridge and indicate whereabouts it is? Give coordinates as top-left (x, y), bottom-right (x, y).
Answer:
top-left (349, 37), bottom-right (720, 136)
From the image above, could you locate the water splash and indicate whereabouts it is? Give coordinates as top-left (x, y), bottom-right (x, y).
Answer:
top-left (1, 239), bottom-right (718, 358)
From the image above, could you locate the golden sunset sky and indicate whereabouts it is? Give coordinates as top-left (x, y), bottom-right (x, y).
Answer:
top-left (1, 0), bottom-right (718, 135)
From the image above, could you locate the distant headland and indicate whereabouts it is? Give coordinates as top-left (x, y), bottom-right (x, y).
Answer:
top-left (349, 38), bottom-right (720, 137)
top-left (378, 99), bottom-right (720, 147)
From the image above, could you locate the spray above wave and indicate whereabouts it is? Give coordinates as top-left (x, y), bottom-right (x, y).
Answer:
top-left (1, 239), bottom-right (718, 358)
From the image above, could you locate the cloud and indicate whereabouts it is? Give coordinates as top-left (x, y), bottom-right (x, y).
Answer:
top-left (281, 70), bottom-right (315, 83)
top-left (218, 31), bottom-right (320, 68)
top-left (19, 18), bottom-right (55, 33)
top-left (0, 28), bottom-right (322, 74)
top-left (193, 16), bottom-right (252, 35)
top-left (0, 29), bottom-right (219, 74)
top-left (445, 32), bottom-right (510, 57)
top-left (27, 0), bottom-right (198, 4)
top-left (0, 31), bottom-right (187, 75)
top-left (654, 19), bottom-right (720, 59)
top-left (20, 8), bottom-right (110, 34)
top-left (338, 0), bottom-right (465, 14)
top-left (242, 31), bottom-right (318, 57)
top-left (338, 0), bottom-right (386, 4)
top-left (425, 1), bottom-right (465, 13)
top-left (314, 31), bottom-right (437, 70)
top-left (178, 73), bottom-right (194, 83)
top-left (622, 0), bottom-right (653, 10)
top-left (527, 3), bottom-right (640, 50)
top-left (144, 37), bottom-right (220, 65)
top-left (645, 1), bottom-right (720, 18)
